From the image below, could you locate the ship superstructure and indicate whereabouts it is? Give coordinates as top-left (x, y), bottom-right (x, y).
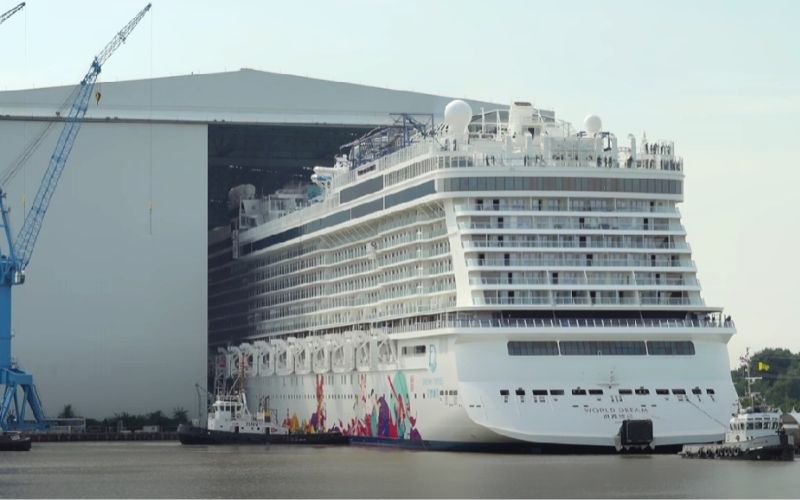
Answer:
top-left (207, 99), bottom-right (738, 451)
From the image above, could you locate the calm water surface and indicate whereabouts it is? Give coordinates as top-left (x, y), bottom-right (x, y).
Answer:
top-left (0, 442), bottom-right (797, 498)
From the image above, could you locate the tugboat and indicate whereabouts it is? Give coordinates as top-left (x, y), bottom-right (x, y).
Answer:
top-left (179, 355), bottom-right (347, 446)
top-left (680, 349), bottom-right (794, 461)
top-left (680, 407), bottom-right (794, 461)
top-left (0, 431), bottom-right (32, 451)
top-left (178, 392), bottom-right (287, 445)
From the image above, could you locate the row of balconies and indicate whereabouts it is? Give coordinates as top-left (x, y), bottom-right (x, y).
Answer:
top-left (264, 284), bottom-right (457, 321)
top-left (463, 239), bottom-right (688, 251)
top-left (250, 206), bottom-right (444, 270)
top-left (477, 294), bottom-right (702, 307)
top-left (261, 279), bottom-right (457, 310)
top-left (460, 221), bottom-right (683, 232)
top-left (454, 203), bottom-right (678, 215)
top-left (255, 296), bottom-right (458, 336)
top-left (470, 275), bottom-right (698, 287)
top-left (466, 257), bottom-right (695, 268)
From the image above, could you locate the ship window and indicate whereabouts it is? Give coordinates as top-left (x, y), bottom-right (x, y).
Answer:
top-left (588, 389), bottom-right (603, 395)
top-left (500, 389), bottom-right (509, 396)
top-left (672, 389), bottom-right (686, 395)
top-left (646, 341), bottom-right (695, 355)
top-left (560, 341), bottom-right (646, 356)
top-left (618, 389), bottom-right (633, 395)
top-left (692, 387), bottom-right (702, 395)
top-left (572, 388), bottom-right (587, 395)
top-left (706, 388), bottom-right (715, 395)
top-left (549, 389), bottom-right (564, 396)
top-left (635, 388), bottom-right (650, 395)
top-left (746, 422), bottom-right (754, 430)
top-left (507, 341), bottom-right (559, 356)
top-left (515, 388), bottom-right (526, 396)
top-left (532, 390), bottom-right (548, 396)
top-left (656, 389), bottom-right (669, 395)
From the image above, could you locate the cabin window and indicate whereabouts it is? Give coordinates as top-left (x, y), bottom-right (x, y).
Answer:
top-left (635, 388), bottom-right (650, 395)
top-left (646, 341), bottom-right (695, 355)
top-left (515, 388), bottom-right (526, 396)
top-left (572, 388), bottom-right (587, 395)
top-left (706, 388), bottom-right (715, 395)
top-left (532, 390), bottom-right (548, 396)
top-left (656, 389), bottom-right (669, 395)
top-left (500, 389), bottom-right (509, 396)
top-left (672, 389), bottom-right (686, 395)
top-left (550, 389), bottom-right (565, 396)
top-left (691, 387), bottom-right (702, 395)
top-left (507, 341), bottom-right (559, 356)
top-left (746, 422), bottom-right (754, 430)
top-left (618, 389), bottom-right (633, 395)
top-left (588, 389), bottom-right (603, 395)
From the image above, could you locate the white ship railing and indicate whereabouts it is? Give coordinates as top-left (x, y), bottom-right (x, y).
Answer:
top-left (462, 240), bottom-right (689, 250)
top-left (460, 222), bottom-right (684, 231)
top-left (379, 317), bottom-right (734, 335)
top-left (454, 204), bottom-right (679, 215)
top-left (467, 258), bottom-right (696, 268)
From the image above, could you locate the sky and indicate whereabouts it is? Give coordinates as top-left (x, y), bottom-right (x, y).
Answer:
top-left (1, 0), bottom-right (799, 390)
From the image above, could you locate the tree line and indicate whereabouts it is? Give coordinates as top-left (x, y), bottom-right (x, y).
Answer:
top-left (58, 404), bottom-right (190, 432)
top-left (731, 348), bottom-right (800, 411)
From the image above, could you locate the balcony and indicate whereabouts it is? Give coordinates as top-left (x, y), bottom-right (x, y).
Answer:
top-left (467, 258), bottom-right (695, 269)
top-left (460, 222), bottom-right (684, 232)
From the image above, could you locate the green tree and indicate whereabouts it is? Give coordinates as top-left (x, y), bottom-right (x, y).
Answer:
top-left (172, 407), bottom-right (189, 424)
top-left (58, 404), bottom-right (76, 419)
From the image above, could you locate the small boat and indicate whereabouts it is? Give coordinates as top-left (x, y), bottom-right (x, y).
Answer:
top-left (680, 407), bottom-right (794, 461)
top-left (178, 392), bottom-right (347, 446)
top-left (0, 431), bottom-right (32, 451)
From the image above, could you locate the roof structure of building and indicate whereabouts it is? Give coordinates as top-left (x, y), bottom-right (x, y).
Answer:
top-left (0, 68), bottom-right (501, 125)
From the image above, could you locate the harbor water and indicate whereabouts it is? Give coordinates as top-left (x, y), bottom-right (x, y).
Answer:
top-left (0, 442), bottom-right (798, 498)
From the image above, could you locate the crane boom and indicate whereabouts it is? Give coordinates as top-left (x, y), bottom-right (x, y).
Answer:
top-left (0, 2), bottom-right (24, 26)
top-left (0, 3), bottom-right (152, 432)
top-left (12, 2), bottom-right (151, 271)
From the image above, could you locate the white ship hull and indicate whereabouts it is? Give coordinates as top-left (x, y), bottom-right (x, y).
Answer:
top-left (242, 330), bottom-right (737, 450)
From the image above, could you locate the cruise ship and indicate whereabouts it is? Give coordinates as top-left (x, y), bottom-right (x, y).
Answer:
top-left (207, 99), bottom-right (738, 451)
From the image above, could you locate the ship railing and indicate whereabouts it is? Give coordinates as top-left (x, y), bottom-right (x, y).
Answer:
top-left (462, 240), bottom-right (688, 250)
top-left (327, 141), bottom-right (683, 196)
top-left (467, 258), bottom-right (695, 268)
top-left (460, 222), bottom-right (684, 231)
top-left (454, 204), bottom-right (679, 215)
top-left (379, 317), bottom-right (734, 335)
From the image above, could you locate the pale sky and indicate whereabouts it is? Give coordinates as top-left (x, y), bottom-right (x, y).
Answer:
top-left (2, 0), bottom-right (798, 369)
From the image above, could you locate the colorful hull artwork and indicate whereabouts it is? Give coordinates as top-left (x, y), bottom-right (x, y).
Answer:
top-left (280, 372), bottom-right (422, 441)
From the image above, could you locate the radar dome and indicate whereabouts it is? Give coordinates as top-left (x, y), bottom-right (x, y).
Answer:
top-left (584, 114), bottom-right (602, 134)
top-left (444, 100), bottom-right (473, 134)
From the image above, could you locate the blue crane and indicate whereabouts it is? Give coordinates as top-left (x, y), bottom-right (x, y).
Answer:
top-left (0, 3), bottom-right (152, 431)
top-left (0, 3), bottom-right (25, 27)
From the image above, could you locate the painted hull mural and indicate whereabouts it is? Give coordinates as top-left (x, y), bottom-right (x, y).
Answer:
top-left (278, 372), bottom-right (422, 441)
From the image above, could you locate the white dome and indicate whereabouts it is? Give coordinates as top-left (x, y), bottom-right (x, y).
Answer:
top-left (444, 99), bottom-right (473, 134)
top-left (584, 114), bottom-right (602, 134)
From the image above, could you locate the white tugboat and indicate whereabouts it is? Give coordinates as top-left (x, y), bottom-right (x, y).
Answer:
top-left (680, 407), bottom-right (794, 461)
top-left (178, 392), bottom-right (286, 444)
top-left (179, 355), bottom-right (347, 445)
top-left (681, 351), bottom-right (794, 461)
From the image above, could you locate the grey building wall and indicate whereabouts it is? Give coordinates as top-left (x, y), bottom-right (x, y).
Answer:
top-left (0, 119), bottom-right (207, 419)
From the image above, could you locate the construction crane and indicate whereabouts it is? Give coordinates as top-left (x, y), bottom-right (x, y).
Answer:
top-left (0, 2), bottom-right (24, 27)
top-left (0, 3), bottom-right (152, 431)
